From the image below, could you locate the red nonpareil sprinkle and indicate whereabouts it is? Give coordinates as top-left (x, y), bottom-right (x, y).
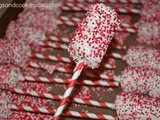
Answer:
top-left (15, 81), bottom-right (52, 93)
top-left (140, 1), bottom-right (160, 21)
top-left (0, 39), bottom-right (31, 68)
top-left (120, 66), bottom-right (160, 98)
top-left (126, 45), bottom-right (160, 70)
top-left (136, 20), bottom-right (160, 45)
top-left (115, 92), bottom-right (160, 120)
top-left (0, 64), bottom-right (24, 89)
top-left (0, 92), bottom-right (12, 119)
top-left (9, 111), bottom-right (53, 120)
top-left (76, 86), bottom-right (92, 100)
top-left (12, 94), bottom-right (50, 107)
top-left (114, 32), bottom-right (129, 45)
top-left (69, 3), bottom-right (121, 69)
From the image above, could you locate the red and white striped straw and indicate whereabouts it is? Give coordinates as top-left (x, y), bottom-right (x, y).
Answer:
top-left (111, 43), bottom-right (126, 50)
top-left (45, 35), bottom-right (126, 50)
top-left (108, 52), bottom-right (126, 61)
top-left (53, 61), bottom-right (85, 120)
top-left (63, 0), bottom-right (140, 3)
top-left (118, 27), bottom-right (138, 33)
top-left (45, 35), bottom-right (71, 43)
top-left (28, 53), bottom-right (116, 69)
top-left (84, 70), bottom-right (119, 81)
top-left (28, 61), bottom-right (115, 76)
top-left (57, 16), bottom-right (80, 26)
top-left (24, 76), bottom-right (119, 87)
top-left (61, 2), bottom-right (140, 14)
top-left (57, 16), bottom-right (137, 29)
top-left (39, 41), bottom-right (68, 50)
top-left (9, 87), bottom-right (116, 109)
top-left (40, 42), bottom-right (125, 60)
top-left (10, 104), bottom-right (117, 119)
top-left (28, 52), bottom-right (71, 63)
top-left (28, 61), bottom-right (72, 73)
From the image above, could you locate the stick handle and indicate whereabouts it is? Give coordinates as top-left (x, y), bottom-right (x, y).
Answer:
top-left (28, 61), bottom-right (72, 73)
top-left (39, 41), bottom-right (68, 50)
top-left (108, 52), bottom-right (126, 61)
top-left (28, 55), bottom-right (115, 70)
top-left (53, 61), bottom-right (84, 120)
top-left (10, 104), bottom-right (117, 119)
top-left (118, 27), bottom-right (138, 33)
top-left (25, 76), bottom-right (119, 87)
top-left (111, 43), bottom-right (126, 50)
top-left (28, 52), bottom-right (71, 63)
top-left (9, 87), bottom-right (116, 109)
top-left (63, 0), bottom-right (139, 3)
top-left (61, 2), bottom-right (140, 14)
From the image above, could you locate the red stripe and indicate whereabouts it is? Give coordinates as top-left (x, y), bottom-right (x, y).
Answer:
top-left (99, 102), bottom-right (107, 107)
top-left (62, 78), bottom-right (70, 83)
top-left (59, 17), bottom-right (66, 25)
top-left (51, 94), bottom-right (61, 100)
top-left (94, 81), bottom-right (101, 85)
top-left (30, 53), bottom-right (36, 57)
top-left (43, 42), bottom-right (49, 47)
top-left (15, 105), bottom-right (27, 111)
top-left (108, 75), bottom-right (114, 80)
top-left (68, 18), bottom-right (78, 25)
top-left (9, 87), bottom-right (15, 92)
top-left (38, 93), bottom-right (45, 98)
top-left (55, 43), bottom-right (62, 49)
top-left (35, 77), bottom-right (42, 82)
top-left (95, 114), bottom-right (106, 119)
top-left (78, 112), bottom-right (89, 118)
top-left (56, 56), bottom-right (63, 61)
top-left (48, 78), bottom-right (56, 82)
top-left (117, 0), bottom-right (120, 3)
top-left (74, 62), bottom-right (84, 71)
top-left (47, 108), bottom-right (55, 114)
top-left (64, 68), bottom-right (72, 73)
top-left (58, 97), bottom-right (70, 106)
top-left (57, 36), bottom-right (63, 42)
top-left (43, 55), bottom-right (50, 60)
top-left (108, 81), bottom-right (117, 86)
top-left (45, 35), bottom-right (51, 40)
top-left (32, 107), bottom-right (41, 113)
top-left (82, 99), bottom-right (91, 105)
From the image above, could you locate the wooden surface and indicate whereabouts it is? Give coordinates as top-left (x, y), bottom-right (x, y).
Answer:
top-left (0, 0), bottom-right (14, 17)
top-left (0, 0), bottom-right (25, 37)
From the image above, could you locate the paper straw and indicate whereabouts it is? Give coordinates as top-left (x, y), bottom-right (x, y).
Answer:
top-left (10, 104), bottom-right (117, 119)
top-left (28, 53), bottom-right (116, 69)
top-left (108, 52), bottom-right (126, 61)
top-left (25, 76), bottom-right (119, 86)
top-left (61, 2), bottom-right (140, 14)
top-left (118, 27), bottom-right (138, 33)
top-left (39, 41), bottom-right (68, 50)
top-left (53, 61), bottom-right (84, 120)
top-left (63, 0), bottom-right (139, 3)
top-left (28, 52), bottom-right (71, 63)
top-left (84, 70), bottom-right (119, 81)
top-left (9, 87), bottom-right (116, 109)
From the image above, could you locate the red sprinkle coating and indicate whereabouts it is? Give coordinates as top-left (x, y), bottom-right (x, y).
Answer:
top-left (120, 66), bottom-right (160, 98)
top-left (115, 92), bottom-right (160, 120)
top-left (69, 3), bottom-right (121, 68)
top-left (126, 45), bottom-right (160, 70)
